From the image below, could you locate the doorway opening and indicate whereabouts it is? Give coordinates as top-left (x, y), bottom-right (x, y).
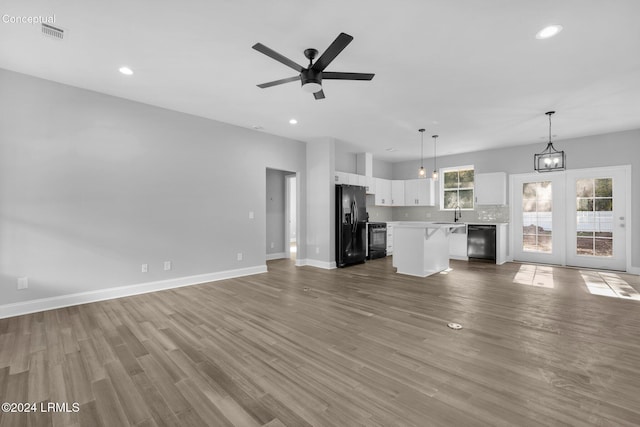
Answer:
top-left (265, 168), bottom-right (299, 263)
top-left (286, 174), bottom-right (297, 260)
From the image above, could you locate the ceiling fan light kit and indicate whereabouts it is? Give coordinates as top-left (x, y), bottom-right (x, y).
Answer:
top-left (534, 111), bottom-right (565, 172)
top-left (252, 32), bottom-right (375, 100)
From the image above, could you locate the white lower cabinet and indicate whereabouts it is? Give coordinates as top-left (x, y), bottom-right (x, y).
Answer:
top-left (386, 222), bottom-right (397, 255)
top-left (449, 226), bottom-right (468, 260)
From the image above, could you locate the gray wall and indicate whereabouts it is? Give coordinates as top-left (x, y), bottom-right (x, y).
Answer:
top-left (334, 143), bottom-right (357, 173)
top-left (392, 129), bottom-right (640, 268)
top-left (266, 169), bottom-right (288, 255)
top-left (0, 68), bottom-right (306, 305)
top-left (334, 142), bottom-right (394, 180)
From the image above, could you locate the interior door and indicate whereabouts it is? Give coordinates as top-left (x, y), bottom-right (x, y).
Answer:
top-left (565, 167), bottom-right (627, 270)
top-left (512, 173), bottom-right (566, 265)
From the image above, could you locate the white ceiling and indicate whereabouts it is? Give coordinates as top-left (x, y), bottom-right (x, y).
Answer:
top-left (2, 0), bottom-right (639, 162)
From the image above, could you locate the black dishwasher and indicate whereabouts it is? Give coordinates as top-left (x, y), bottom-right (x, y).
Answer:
top-left (467, 224), bottom-right (496, 261)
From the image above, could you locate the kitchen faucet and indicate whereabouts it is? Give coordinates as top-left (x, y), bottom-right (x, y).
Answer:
top-left (454, 205), bottom-right (462, 222)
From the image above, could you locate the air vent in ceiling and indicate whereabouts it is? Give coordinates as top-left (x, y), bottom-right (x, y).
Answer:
top-left (42, 23), bottom-right (64, 40)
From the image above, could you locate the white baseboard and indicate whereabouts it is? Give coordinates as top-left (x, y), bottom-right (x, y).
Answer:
top-left (266, 252), bottom-right (287, 261)
top-left (295, 259), bottom-right (336, 269)
top-left (0, 265), bottom-right (267, 320)
top-left (628, 265), bottom-right (640, 275)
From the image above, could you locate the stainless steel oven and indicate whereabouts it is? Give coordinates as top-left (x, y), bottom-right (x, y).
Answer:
top-left (367, 222), bottom-right (387, 259)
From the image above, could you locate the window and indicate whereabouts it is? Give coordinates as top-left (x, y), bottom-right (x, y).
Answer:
top-left (441, 166), bottom-right (474, 210)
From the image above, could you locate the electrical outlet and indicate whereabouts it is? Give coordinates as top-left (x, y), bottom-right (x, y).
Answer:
top-left (141, 264), bottom-right (148, 273)
top-left (426, 212), bottom-right (432, 218)
top-left (315, 247), bottom-right (320, 254)
top-left (270, 242), bottom-right (274, 249)
top-left (237, 252), bottom-right (243, 261)
top-left (249, 211), bottom-right (254, 219)
top-left (164, 261), bottom-right (171, 271)
top-left (17, 277), bottom-right (28, 290)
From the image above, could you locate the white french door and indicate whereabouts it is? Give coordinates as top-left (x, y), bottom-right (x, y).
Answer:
top-left (565, 168), bottom-right (627, 270)
top-left (512, 172), bottom-right (566, 265)
top-left (512, 166), bottom-right (630, 271)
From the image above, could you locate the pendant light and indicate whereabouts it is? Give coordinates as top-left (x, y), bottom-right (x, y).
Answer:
top-left (432, 135), bottom-right (439, 181)
top-left (534, 111), bottom-right (565, 172)
top-left (418, 128), bottom-right (426, 177)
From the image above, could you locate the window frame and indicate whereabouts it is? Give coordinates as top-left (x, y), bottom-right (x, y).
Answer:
top-left (439, 165), bottom-right (475, 211)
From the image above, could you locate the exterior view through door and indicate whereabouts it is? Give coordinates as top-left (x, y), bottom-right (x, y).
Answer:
top-left (512, 166), bottom-right (630, 271)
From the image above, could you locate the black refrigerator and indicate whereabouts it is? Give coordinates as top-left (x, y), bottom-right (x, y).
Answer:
top-left (335, 184), bottom-right (367, 267)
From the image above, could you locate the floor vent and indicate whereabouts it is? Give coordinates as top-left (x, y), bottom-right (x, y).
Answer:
top-left (42, 23), bottom-right (64, 40)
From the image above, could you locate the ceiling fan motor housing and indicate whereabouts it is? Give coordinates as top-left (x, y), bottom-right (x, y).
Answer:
top-left (301, 69), bottom-right (322, 93)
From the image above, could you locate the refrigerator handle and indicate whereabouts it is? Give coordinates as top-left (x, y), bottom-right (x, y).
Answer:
top-left (352, 200), bottom-right (357, 232)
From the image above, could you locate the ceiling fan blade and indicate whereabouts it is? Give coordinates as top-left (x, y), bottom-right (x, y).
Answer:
top-left (314, 90), bottom-right (325, 100)
top-left (257, 76), bottom-right (300, 88)
top-left (311, 33), bottom-right (353, 72)
top-left (323, 72), bottom-right (375, 80)
top-left (252, 43), bottom-right (304, 73)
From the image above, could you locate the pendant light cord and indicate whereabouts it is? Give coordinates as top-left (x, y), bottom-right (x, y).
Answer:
top-left (432, 135), bottom-right (438, 172)
top-left (419, 129), bottom-right (425, 169)
top-left (546, 111), bottom-right (555, 146)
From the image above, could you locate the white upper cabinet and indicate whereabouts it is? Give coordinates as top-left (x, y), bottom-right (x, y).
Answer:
top-left (365, 176), bottom-right (376, 194)
top-left (347, 173), bottom-right (360, 186)
top-left (334, 171), bottom-right (348, 185)
top-left (404, 178), bottom-right (435, 206)
top-left (375, 178), bottom-right (392, 205)
top-left (475, 172), bottom-right (507, 205)
top-left (335, 171), bottom-right (376, 194)
top-left (391, 180), bottom-right (405, 206)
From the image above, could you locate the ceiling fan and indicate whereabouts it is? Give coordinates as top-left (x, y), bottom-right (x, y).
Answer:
top-left (252, 32), bottom-right (375, 100)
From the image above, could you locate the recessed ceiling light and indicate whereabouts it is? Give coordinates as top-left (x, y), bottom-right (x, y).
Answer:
top-left (289, 119), bottom-right (298, 125)
top-left (252, 125), bottom-right (264, 130)
top-left (119, 66), bottom-right (133, 75)
top-left (536, 25), bottom-right (563, 39)
top-left (385, 148), bottom-right (398, 152)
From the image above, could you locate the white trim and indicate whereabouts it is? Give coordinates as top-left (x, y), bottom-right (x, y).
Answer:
top-left (628, 266), bottom-right (640, 275)
top-left (266, 252), bottom-right (287, 260)
top-left (439, 164), bottom-right (475, 211)
top-left (295, 259), bottom-right (336, 269)
top-left (0, 265), bottom-right (267, 320)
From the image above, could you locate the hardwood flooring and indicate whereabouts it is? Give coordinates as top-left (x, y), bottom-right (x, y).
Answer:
top-left (1, 258), bottom-right (640, 426)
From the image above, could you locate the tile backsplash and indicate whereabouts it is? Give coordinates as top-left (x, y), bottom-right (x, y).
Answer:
top-left (365, 193), bottom-right (510, 223)
top-left (368, 205), bottom-right (510, 223)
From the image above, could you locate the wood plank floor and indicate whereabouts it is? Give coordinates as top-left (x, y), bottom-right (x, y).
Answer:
top-left (1, 258), bottom-right (640, 426)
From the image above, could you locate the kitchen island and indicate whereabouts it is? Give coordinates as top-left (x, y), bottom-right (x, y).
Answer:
top-left (392, 222), bottom-right (466, 277)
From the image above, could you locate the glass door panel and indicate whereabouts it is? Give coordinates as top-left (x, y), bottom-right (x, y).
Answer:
top-left (522, 181), bottom-right (552, 253)
top-left (566, 169), bottom-right (626, 270)
top-left (512, 173), bottom-right (565, 265)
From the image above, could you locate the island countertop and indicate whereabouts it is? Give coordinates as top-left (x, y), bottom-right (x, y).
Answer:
top-left (392, 221), bottom-right (466, 229)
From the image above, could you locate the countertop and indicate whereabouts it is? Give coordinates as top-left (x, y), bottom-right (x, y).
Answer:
top-left (392, 221), bottom-right (466, 229)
